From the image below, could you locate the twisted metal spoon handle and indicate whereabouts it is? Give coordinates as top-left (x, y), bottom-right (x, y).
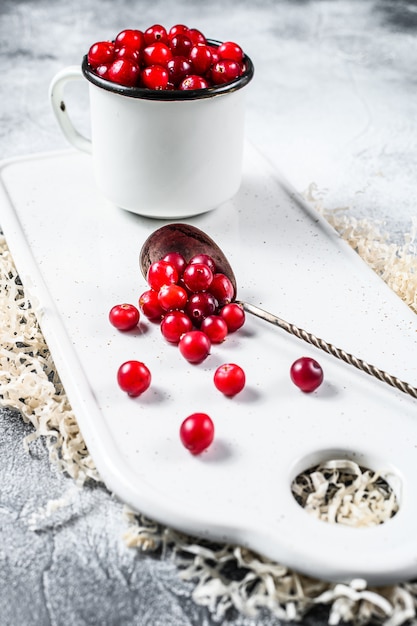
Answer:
top-left (238, 301), bottom-right (417, 400)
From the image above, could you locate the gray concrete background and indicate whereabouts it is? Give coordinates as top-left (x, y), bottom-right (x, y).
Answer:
top-left (1, 1), bottom-right (416, 624)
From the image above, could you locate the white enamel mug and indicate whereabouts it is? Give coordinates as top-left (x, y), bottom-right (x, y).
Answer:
top-left (49, 46), bottom-right (254, 219)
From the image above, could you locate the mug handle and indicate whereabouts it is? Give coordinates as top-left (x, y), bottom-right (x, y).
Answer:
top-left (49, 66), bottom-right (92, 154)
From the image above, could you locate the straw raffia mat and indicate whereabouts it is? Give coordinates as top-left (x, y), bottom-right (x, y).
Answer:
top-left (1, 186), bottom-right (417, 625)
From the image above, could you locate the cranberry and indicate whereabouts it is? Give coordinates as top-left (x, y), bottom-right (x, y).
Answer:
top-left (88, 41), bottom-right (115, 68)
top-left (146, 260), bottom-right (178, 291)
top-left (107, 58), bottom-right (139, 87)
top-left (166, 56), bottom-right (192, 86)
top-left (109, 303), bottom-right (140, 331)
top-left (117, 360), bottom-right (151, 397)
top-left (220, 303), bottom-right (245, 332)
top-left (290, 357), bottom-right (323, 393)
top-left (170, 34), bottom-right (193, 57)
top-left (183, 263), bottom-right (213, 292)
top-left (209, 273), bottom-right (234, 306)
top-left (211, 59), bottom-right (241, 85)
top-left (139, 289), bottom-right (164, 321)
top-left (141, 65), bottom-right (169, 90)
top-left (179, 75), bottom-right (210, 90)
top-left (115, 29), bottom-right (144, 52)
top-left (189, 43), bottom-right (212, 75)
top-left (214, 363), bottom-right (246, 396)
top-left (157, 283), bottom-right (188, 311)
top-left (180, 412), bottom-right (214, 455)
top-left (143, 42), bottom-right (173, 67)
top-left (189, 253), bottom-right (216, 273)
top-left (161, 310), bottom-right (193, 343)
top-left (185, 292), bottom-right (218, 326)
top-left (168, 24), bottom-right (189, 39)
top-left (144, 24), bottom-right (168, 45)
top-left (200, 315), bottom-right (228, 343)
top-left (162, 252), bottom-right (187, 276)
top-left (179, 330), bottom-right (211, 363)
top-left (217, 41), bottom-right (244, 63)
top-left (95, 64), bottom-right (110, 79)
top-left (188, 28), bottom-right (206, 45)
top-left (208, 45), bottom-right (220, 65)
top-left (115, 45), bottom-right (141, 63)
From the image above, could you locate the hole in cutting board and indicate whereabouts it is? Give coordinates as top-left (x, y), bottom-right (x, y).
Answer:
top-left (290, 450), bottom-right (400, 528)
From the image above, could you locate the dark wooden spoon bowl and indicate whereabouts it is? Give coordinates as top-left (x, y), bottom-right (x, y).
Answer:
top-left (140, 223), bottom-right (237, 296)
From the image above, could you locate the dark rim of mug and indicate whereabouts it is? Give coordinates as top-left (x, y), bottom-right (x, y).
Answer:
top-left (81, 39), bottom-right (254, 101)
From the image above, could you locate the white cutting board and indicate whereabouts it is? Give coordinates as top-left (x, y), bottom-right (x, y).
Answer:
top-left (1, 144), bottom-right (417, 585)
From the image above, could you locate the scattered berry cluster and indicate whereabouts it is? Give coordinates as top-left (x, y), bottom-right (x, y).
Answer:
top-left (140, 252), bottom-right (244, 361)
top-left (87, 24), bottom-right (247, 90)
top-left (109, 252), bottom-right (324, 455)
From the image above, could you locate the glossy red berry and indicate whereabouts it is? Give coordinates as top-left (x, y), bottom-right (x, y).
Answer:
top-left (168, 24), bottom-right (189, 39)
top-left (220, 303), bottom-right (245, 332)
top-left (180, 412), bottom-right (214, 455)
top-left (200, 315), bottom-right (228, 343)
top-left (166, 56), bottom-right (192, 87)
top-left (144, 24), bottom-right (168, 45)
top-left (179, 75), bottom-right (210, 90)
top-left (161, 310), bottom-right (193, 343)
top-left (157, 283), bottom-right (188, 311)
top-left (208, 45), bottom-right (220, 65)
top-left (141, 65), bottom-right (169, 89)
top-left (189, 43), bottom-right (212, 74)
top-left (188, 28), bottom-right (206, 45)
top-left (290, 357), bottom-right (323, 392)
top-left (143, 42), bottom-right (173, 67)
top-left (179, 330), bottom-right (211, 363)
top-left (115, 29), bottom-right (144, 52)
top-left (88, 41), bottom-right (115, 68)
top-left (209, 273), bottom-right (234, 306)
top-left (115, 45), bottom-right (141, 63)
top-left (211, 59), bottom-right (241, 85)
top-left (117, 360), bottom-right (151, 397)
top-left (214, 363), bottom-right (246, 396)
top-left (109, 303), bottom-right (140, 330)
top-left (170, 34), bottom-right (193, 57)
top-left (95, 64), bottom-right (110, 79)
top-left (162, 252), bottom-right (187, 276)
top-left (146, 260), bottom-right (178, 291)
top-left (189, 253), bottom-right (216, 273)
top-left (217, 41), bottom-right (244, 63)
top-left (139, 289), bottom-right (164, 321)
top-left (107, 58), bottom-right (139, 87)
top-left (185, 292), bottom-right (218, 326)
top-left (183, 263), bottom-right (213, 292)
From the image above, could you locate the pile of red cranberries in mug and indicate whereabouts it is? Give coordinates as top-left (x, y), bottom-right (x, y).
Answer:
top-left (86, 24), bottom-right (249, 90)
